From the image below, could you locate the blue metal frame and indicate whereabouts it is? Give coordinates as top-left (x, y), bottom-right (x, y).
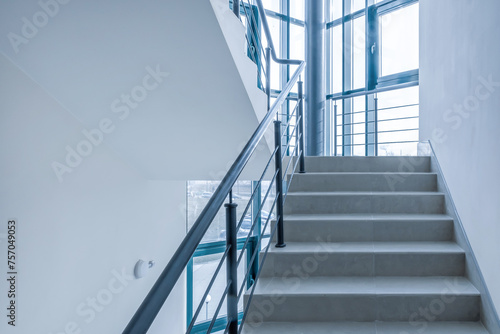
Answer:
top-left (186, 234), bottom-right (271, 333)
top-left (326, 0), bottom-right (419, 156)
top-left (186, 180), bottom-right (266, 333)
top-left (186, 237), bottom-right (257, 333)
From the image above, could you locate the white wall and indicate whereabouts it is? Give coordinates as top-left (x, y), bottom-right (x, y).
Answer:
top-left (0, 0), bottom-right (274, 332)
top-left (420, 0), bottom-right (500, 317)
top-left (0, 0), bottom-right (271, 182)
top-left (0, 54), bottom-right (186, 333)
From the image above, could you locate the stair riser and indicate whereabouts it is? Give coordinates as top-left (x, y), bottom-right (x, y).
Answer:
top-left (288, 173), bottom-right (438, 192)
top-left (242, 322), bottom-right (490, 334)
top-left (260, 252), bottom-right (465, 277)
top-left (273, 219), bottom-right (454, 242)
top-left (302, 156), bottom-right (431, 173)
top-left (245, 295), bottom-right (480, 323)
top-left (284, 194), bottom-right (445, 214)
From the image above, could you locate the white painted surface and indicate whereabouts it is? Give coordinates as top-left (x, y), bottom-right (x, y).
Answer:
top-left (0, 54), bottom-right (187, 333)
top-left (0, 0), bottom-right (271, 181)
top-left (420, 0), bottom-right (500, 317)
top-left (0, 1), bottom-right (273, 331)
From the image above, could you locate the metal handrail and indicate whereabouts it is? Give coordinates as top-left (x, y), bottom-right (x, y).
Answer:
top-left (328, 80), bottom-right (418, 101)
top-left (254, 0), bottom-right (302, 65)
top-left (122, 1), bottom-right (305, 332)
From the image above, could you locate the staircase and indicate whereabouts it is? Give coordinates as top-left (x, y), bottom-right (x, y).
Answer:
top-left (243, 156), bottom-right (489, 333)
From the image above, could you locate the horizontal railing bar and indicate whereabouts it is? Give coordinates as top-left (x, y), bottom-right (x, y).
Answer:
top-left (338, 140), bottom-right (419, 148)
top-left (331, 104), bottom-right (419, 118)
top-left (284, 151), bottom-right (302, 199)
top-left (236, 171), bottom-right (279, 265)
top-left (237, 195), bottom-right (278, 301)
top-left (280, 103), bottom-right (300, 131)
top-left (377, 115), bottom-right (420, 123)
top-left (282, 142), bottom-right (299, 178)
top-left (281, 122), bottom-right (300, 158)
top-left (237, 215), bottom-right (280, 334)
top-left (235, 146), bottom-right (278, 233)
top-left (328, 81), bottom-right (419, 101)
top-left (376, 128), bottom-right (419, 134)
top-left (255, 0), bottom-right (301, 65)
top-left (236, 170), bottom-right (278, 266)
top-left (187, 247), bottom-right (230, 333)
top-left (377, 140), bottom-right (419, 145)
top-left (206, 283), bottom-right (231, 334)
top-left (376, 103), bottom-right (419, 112)
top-left (336, 127), bottom-right (419, 137)
top-left (338, 115), bottom-right (419, 127)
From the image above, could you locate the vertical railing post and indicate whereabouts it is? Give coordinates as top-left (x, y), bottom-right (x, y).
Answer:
top-left (333, 102), bottom-right (338, 156)
top-left (249, 181), bottom-right (262, 287)
top-left (374, 94), bottom-right (379, 156)
top-left (265, 47), bottom-right (271, 110)
top-left (274, 121), bottom-right (286, 248)
top-left (233, 0), bottom-right (240, 18)
top-left (225, 198), bottom-right (238, 334)
top-left (298, 79), bottom-right (306, 173)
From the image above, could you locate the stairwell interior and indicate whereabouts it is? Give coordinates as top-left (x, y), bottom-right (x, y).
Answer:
top-left (243, 156), bottom-right (490, 333)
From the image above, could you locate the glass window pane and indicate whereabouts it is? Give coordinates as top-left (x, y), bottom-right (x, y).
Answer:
top-left (376, 86), bottom-right (420, 156)
top-left (260, 181), bottom-right (276, 236)
top-left (330, 25), bottom-right (342, 94)
top-left (187, 181), bottom-right (255, 243)
top-left (379, 129), bottom-right (419, 143)
top-left (352, 16), bottom-right (365, 90)
top-left (377, 86), bottom-right (419, 109)
top-left (262, 0), bottom-right (280, 13)
top-left (192, 250), bottom-right (246, 324)
top-left (351, 0), bottom-right (365, 13)
top-left (380, 3), bottom-right (419, 76)
top-left (331, 0), bottom-right (343, 21)
top-left (379, 142), bottom-right (418, 156)
top-left (261, 16), bottom-right (282, 90)
top-left (331, 100), bottom-right (343, 155)
top-left (290, 24), bottom-right (305, 61)
top-left (353, 144), bottom-right (365, 156)
top-left (290, 0), bottom-right (305, 20)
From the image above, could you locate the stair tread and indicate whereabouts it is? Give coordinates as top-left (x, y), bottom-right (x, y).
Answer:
top-left (292, 172), bottom-right (437, 175)
top-left (242, 321), bottom-right (488, 333)
top-left (287, 191), bottom-right (444, 196)
top-left (267, 241), bottom-right (464, 254)
top-left (283, 213), bottom-right (453, 221)
top-left (252, 276), bottom-right (479, 296)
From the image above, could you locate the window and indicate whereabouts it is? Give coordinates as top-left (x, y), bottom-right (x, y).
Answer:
top-left (327, 0), bottom-right (419, 156)
top-left (380, 3), bottom-right (419, 76)
top-left (186, 180), bottom-right (275, 333)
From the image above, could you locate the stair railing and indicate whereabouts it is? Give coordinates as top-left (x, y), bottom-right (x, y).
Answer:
top-left (122, 1), bottom-right (305, 333)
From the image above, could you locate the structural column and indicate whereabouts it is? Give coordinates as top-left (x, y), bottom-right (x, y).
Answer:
top-left (305, 0), bottom-right (326, 156)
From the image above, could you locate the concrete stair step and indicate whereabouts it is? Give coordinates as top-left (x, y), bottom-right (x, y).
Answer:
top-left (302, 156), bottom-right (431, 173)
top-left (242, 321), bottom-right (489, 334)
top-left (260, 241), bottom-right (464, 277)
top-left (275, 214), bottom-right (453, 242)
top-left (284, 192), bottom-right (445, 214)
top-left (245, 276), bottom-right (480, 323)
top-left (243, 157), bottom-right (489, 332)
top-left (288, 172), bottom-right (437, 192)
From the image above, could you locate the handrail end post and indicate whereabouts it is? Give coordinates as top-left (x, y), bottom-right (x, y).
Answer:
top-left (274, 121), bottom-right (286, 248)
top-left (298, 80), bottom-right (306, 174)
top-left (225, 201), bottom-right (238, 334)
